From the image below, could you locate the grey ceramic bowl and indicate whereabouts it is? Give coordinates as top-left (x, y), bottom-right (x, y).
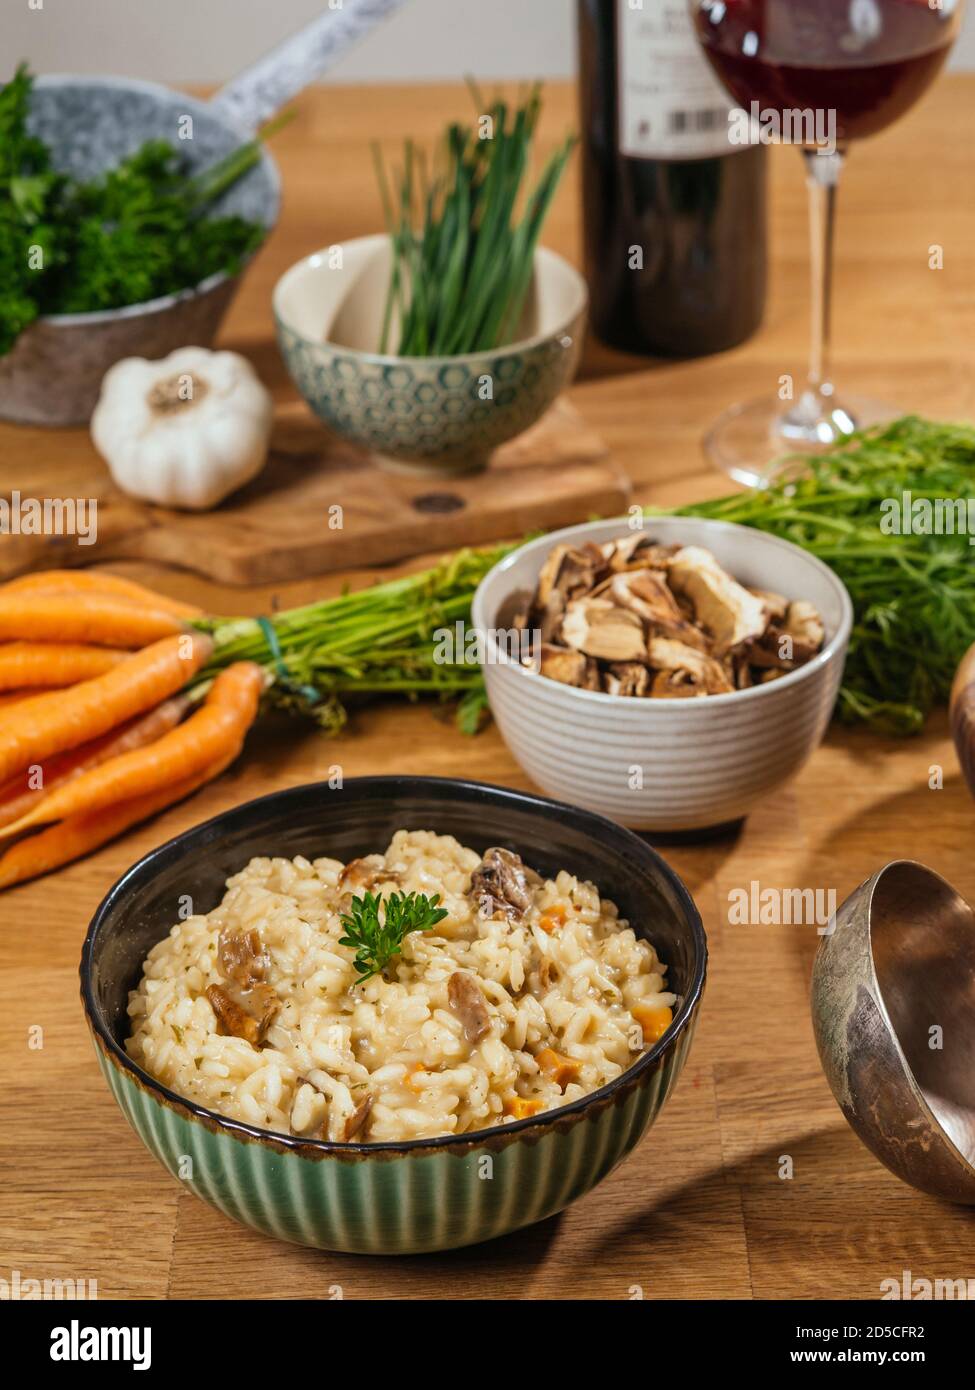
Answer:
top-left (273, 235), bottom-right (587, 475)
top-left (81, 776), bottom-right (706, 1254)
top-left (473, 516), bottom-right (853, 831)
top-left (0, 75), bottom-right (280, 427)
top-left (812, 860), bottom-right (975, 1204)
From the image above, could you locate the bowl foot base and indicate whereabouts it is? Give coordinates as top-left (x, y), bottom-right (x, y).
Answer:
top-left (370, 451), bottom-right (489, 477)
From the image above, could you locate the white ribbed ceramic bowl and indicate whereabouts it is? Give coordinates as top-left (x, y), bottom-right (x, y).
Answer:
top-left (472, 517), bottom-right (854, 831)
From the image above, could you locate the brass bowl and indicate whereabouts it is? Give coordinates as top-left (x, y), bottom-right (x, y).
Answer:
top-left (811, 861), bottom-right (975, 1203)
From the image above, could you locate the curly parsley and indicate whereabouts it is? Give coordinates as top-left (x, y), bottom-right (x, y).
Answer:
top-left (339, 890), bottom-right (448, 984)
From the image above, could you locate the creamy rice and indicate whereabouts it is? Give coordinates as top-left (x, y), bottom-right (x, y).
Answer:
top-left (125, 830), bottom-right (676, 1143)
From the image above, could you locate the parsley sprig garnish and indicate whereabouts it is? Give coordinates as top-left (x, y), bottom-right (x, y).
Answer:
top-left (339, 890), bottom-right (448, 984)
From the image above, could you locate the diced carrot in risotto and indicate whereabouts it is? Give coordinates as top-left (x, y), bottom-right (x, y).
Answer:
top-left (503, 1096), bottom-right (545, 1120)
top-left (633, 1004), bottom-right (673, 1044)
top-left (538, 903), bottom-right (568, 933)
top-left (534, 1047), bottom-right (582, 1089)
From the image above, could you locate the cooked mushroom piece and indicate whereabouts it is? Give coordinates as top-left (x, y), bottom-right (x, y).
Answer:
top-left (647, 637), bottom-right (735, 696)
top-left (470, 846), bottom-right (541, 920)
top-left (668, 546), bottom-right (768, 652)
top-left (342, 1092), bottom-right (374, 1141)
top-left (447, 971), bottom-right (492, 1043)
top-left (205, 981), bottom-right (278, 1046)
top-left (290, 1078), bottom-right (328, 1138)
top-left (218, 927), bottom-right (268, 988)
top-left (561, 598), bottom-right (647, 663)
top-left (339, 855), bottom-right (398, 894)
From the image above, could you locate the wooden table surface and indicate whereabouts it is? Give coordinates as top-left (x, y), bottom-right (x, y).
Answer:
top-left (2, 79), bottom-right (974, 1302)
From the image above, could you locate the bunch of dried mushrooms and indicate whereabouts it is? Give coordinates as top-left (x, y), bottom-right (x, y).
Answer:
top-left (510, 536), bottom-right (826, 699)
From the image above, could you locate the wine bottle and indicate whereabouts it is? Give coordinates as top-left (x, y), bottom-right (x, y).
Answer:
top-left (578, 0), bottom-right (768, 358)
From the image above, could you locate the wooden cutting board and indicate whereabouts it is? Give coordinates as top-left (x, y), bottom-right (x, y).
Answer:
top-left (0, 398), bottom-right (629, 585)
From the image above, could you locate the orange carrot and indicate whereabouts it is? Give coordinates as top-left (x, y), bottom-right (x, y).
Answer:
top-left (0, 632), bottom-right (212, 786)
top-left (502, 1096), bottom-right (544, 1120)
top-left (538, 903), bottom-right (568, 934)
top-left (0, 695), bottom-right (190, 831)
top-left (0, 592), bottom-right (187, 648)
top-left (2, 570), bottom-right (202, 619)
top-left (0, 642), bottom-right (132, 690)
top-left (0, 749), bottom-right (235, 892)
top-left (1, 662), bottom-right (263, 836)
top-left (632, 1004), bottom-right (673, 1045)
top-left (534, 1047), bottom-right (582, 1089)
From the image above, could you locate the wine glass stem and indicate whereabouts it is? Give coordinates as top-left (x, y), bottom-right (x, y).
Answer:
top-left (802, 148), bottom-right (844, 400)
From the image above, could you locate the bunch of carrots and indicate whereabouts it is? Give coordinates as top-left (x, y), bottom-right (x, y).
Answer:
top-left (0, 570), bottom-right (264, 892)
top-left (0, 548), bottom-right (505, 892)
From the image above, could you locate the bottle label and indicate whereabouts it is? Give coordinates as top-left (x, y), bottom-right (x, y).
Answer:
top-left (617, 0), bottom-right (736, 159)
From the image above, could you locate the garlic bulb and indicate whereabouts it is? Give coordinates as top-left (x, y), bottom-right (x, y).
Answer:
top-left (91, 347), bottom-right (273, 511)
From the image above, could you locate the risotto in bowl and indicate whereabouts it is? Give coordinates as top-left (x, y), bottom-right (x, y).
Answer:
top-left (82, 777), bottom-right (706, 1254)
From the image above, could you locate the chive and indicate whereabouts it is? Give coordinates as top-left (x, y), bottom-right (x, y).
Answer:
top-left (374, 83), bottom-right (575, 357)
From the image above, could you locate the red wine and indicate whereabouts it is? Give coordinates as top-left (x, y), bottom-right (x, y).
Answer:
top-left (693, 0), bottom-right (956, 145)
top-left (579, 0), bottom-right (768, 358)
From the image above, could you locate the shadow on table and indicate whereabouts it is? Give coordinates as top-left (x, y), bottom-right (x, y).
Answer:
top-left (633, 818), bottom-right (745, 902)
top-left (577, 1128), bottom-right (859, 1281)
top-left (786, 770), bottom-right (975, 981)
top-left (577, 334), bottom-right (665, 384)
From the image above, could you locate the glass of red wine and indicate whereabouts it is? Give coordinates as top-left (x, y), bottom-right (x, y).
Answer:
top-left (689, 0), bottom-right (964, 485)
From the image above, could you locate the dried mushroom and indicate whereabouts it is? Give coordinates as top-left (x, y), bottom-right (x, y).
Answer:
top-left (538, 643), bottom-right (589, 687)
top-left (749, 587), bottom-right (789, 623)
top-left (782, 600), bottom-right (826, 661)
top-left (668, 547), bottom-right (768, 653)
top-left (648, 638), bottom-right (734, 696)
top-left (608, 571), bottom-right (705, 647)
top-left (604, 662), bottom-right (650, 698)
top-left (749, 600), bottom-right (828, 672)
top-left (562, 599), bottom-right (646, 662)
top-left (518, 533), bottom-right (827, 701)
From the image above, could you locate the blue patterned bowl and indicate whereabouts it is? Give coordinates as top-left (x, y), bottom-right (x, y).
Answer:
top-left (273, 236), bottom-right (587, 475)
top-left (81, 777), bottom-right (706, 1255)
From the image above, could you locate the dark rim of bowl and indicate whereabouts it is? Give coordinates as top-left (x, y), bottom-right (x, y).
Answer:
top-left (80, 775), bottom-right (707, 1157)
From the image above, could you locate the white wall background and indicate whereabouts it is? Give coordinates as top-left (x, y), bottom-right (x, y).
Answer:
top-left (4, 0), bottom-right (974, 83)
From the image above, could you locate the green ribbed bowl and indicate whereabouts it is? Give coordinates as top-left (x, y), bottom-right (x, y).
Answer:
top-left (82, 777), bottom-right (706, 1255)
